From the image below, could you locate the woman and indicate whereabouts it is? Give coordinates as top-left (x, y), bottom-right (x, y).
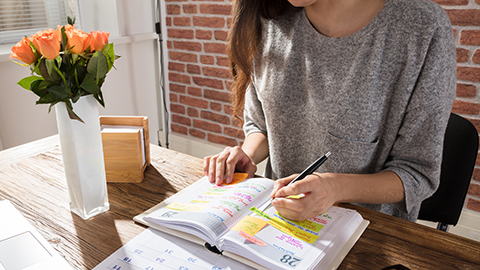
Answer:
top-left (204, 0), bottom-right (456, 222)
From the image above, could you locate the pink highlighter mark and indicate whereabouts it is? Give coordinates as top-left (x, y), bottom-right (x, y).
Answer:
top-left (238, 230), bottom-right (267, 246)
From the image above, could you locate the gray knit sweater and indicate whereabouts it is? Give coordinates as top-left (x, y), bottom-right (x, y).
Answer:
top-left (243, 0), bottom-right (456, 221)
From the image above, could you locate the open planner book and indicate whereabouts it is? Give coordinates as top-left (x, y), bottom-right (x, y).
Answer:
top-left (134, 173), bottom-right (369, 270)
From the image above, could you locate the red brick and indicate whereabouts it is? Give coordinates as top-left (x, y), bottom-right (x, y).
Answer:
top-left (170, 93), bottom-right (178, 102)
top-left (174, 41), bottom-right (202, 52)
top-left (169, 72), bottom-right (191, 84)
top-left (224, 104), bottom-right (233, 115)
top-left (466, 198), bottom-right (480, 212)
top-left (167, 4), bottom-right (181, 15)
top-left (214, 30), bottom-right (229, 41)
top-left (446, 10), bottom-right (480, 26)
top-left (172, 123), bottom-right (188, 135)
top-left (168, 62), bottom-right (185, 72)
top-left (457, 66), bottom-right (480, 82)
top-left (194, 119), bottom-right (222, 133)
top-left (456, 48), bottom-right (470, 63)
top-left (217, 56), bottom-right (229, 67)
top-left (473, 168), bottom-right (480, 181)
top-left (473, 49), bottom-right (480, 64)
top-left (167, 40), bottom-right (173, 49)
top-left (166, 17), bottom-right (172, 27)
top-left (168, 29), bottom-right (194, 39)
top-left (188, 86), bottom-right (202, 96)
top-left (224, 127), bottom-right (245, 139)
top-left (204, 42), bottom-right (227, 54)
top-left (172, 114), bottom-right (191, 126)
top-left (190, 128), bottom-right (206, 139)
top-left (187, 64), bottom-right (201, 74)
top-left (170, 51), bottom-right (197, 63)
top-left (201, 55), bottom-right (215, 64)
top-left (200, 4), bottom-right (232, 15)
top-left (196, 30), bottom-right (213, 40)
top-left (193, 76), bottom-right (224, 89)
top-left (193, 16), bottom-right (225, 28)
top-left (202, 66), bottom-right (231, 79)
top-left (210, 102), bottom-right (222, 111)
top-left (477, 0), bottom-right (480, 4)
top-left (169, 83), bottom-right (186, 94)
top-left (183, 4), bottom-right (198, 14)
top-left (204, 89), bottom-right (230, 103)
top-left (180, 95), bottom-right (209, 109)
top-left (225, 80), bottom-right (233, 91)
top-left (201, 110), bottom-right (231, 125)
top-left (188, 107), bottom-right (199, 117)
top-left (452, 100), bottom-right (480, 115)
top-left (170, 103), bottom-right (186, 114)
top-left (457, 84), bottom-right (476, 98)
top-left (430, 0), bottom-right (468, 4)
top-left (468, 183), bottom-right (480, 197)
top-left (208, 133), bottom-right (238, 147)
top-left (453, 28), bottom-right (458, 38)
top-left (460, 30), bottom-right (480, 46)
top-left (227, 17), bottom-right (232, 28)
top-left (173, 17), bottom-right (191, 26)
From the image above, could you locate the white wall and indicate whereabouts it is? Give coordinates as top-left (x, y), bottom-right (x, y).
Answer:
top-left (0, 0), bottom-right (165, 150)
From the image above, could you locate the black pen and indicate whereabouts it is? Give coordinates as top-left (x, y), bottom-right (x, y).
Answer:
top-left (259, 152), bottom-right (331, 213)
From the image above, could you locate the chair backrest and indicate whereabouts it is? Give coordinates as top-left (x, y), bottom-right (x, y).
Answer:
top-left (418, 113), bottom-right (478, 230)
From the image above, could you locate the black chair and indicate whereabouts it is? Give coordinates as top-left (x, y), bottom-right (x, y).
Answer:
top-left (418, 113), bottom-right (478, 232)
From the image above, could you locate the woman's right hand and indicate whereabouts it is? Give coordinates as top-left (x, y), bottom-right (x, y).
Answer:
top-left (203, 146), bottom-right (257, 185)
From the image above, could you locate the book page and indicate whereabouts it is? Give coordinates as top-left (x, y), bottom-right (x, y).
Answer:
top-left (144, 175), bottom-right (275, 245)
top-left (219, 205), bottom-right (363, 270)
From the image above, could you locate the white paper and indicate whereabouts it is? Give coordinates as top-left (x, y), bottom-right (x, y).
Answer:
top-left (92, 228), bottom-right (255, 270)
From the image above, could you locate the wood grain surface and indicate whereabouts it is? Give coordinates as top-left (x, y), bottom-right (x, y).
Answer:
top-left (1, 135), bottom-right (479, 269)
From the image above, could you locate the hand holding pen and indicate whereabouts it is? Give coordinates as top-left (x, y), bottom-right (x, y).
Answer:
top-left (259, 152), bottom-right (331, 213)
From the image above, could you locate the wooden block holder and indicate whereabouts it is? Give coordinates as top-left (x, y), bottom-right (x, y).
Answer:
top-left (99, 116), bottom-right (150, 183)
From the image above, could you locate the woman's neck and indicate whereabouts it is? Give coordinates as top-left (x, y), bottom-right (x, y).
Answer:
top-left (305, 0), bottom-right (385, 37)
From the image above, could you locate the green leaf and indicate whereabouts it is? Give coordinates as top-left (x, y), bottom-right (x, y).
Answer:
top-left (47, 85), bottom-right (70, 99)
top-left (65, 100), bottom-right (85, 123)
top-left (36, 93), bottom-right (56, 104)
top-left (45, 58), bottom-right (56, 77)
top-left (94, 91), bottom-right (105, 107)
top-left (87, 51), bottom-right (108, 79)
top-left (102, 43), bottom-right (115, 72)
top-left (38, 59), bottom-right (52, 81)
top-left (80, 73), bottom-right (100, 94)
top-left (17, 76), bottom-right (43, 90)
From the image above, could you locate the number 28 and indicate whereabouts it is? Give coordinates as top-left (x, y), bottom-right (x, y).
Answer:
top-left (280, 255), bottom-right (301, 267)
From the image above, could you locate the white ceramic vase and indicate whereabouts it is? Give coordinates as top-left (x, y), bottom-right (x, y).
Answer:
top-left (55, 95), bottom-right (109, 220)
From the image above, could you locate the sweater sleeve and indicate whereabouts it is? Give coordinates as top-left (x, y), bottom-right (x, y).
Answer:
top-left (383, 7), bottom-right (456, 214)
top-left (244, 84), bottom-right (268, 137)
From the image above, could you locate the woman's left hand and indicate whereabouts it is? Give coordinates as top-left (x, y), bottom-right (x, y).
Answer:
top-left (271, 173), bottom-right (336, 221)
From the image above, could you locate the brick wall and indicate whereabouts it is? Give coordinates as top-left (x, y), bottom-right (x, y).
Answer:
top-left (165, 0), bottom-right (480, 214)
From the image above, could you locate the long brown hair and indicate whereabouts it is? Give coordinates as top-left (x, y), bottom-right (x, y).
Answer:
top-left (227, 0), bottom-right (295, 123)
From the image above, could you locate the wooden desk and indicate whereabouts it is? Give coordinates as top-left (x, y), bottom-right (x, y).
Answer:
top-left (1, 135), bottom-right (480, 269)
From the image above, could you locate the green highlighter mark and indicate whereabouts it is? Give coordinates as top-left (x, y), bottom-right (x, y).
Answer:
top-left (250, 207), bottom-right (272, 220)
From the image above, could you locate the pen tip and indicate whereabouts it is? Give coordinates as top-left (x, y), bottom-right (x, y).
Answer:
top-left (326, 152), bottom-right (331, 157)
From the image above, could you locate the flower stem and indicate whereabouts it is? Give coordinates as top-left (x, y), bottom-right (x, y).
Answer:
top-left (53, 64), bottom-right (72, 96)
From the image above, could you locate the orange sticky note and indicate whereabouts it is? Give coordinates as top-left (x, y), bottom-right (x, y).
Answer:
top-left (231, 216), bottom-right (268, 236)
top-left (224, 172), bottom-right (249, 185)
top-left (238, 230), bottom-right (267, 246)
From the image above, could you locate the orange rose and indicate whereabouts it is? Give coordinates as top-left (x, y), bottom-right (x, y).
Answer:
top-left (10, 37), bottom-right (36, 65)
top-left (65, 27), bottom-right (89, 54)
top-left (89, 31), bottom-right (110, 52)
top-left (31, 29), bottom-right (61, 60)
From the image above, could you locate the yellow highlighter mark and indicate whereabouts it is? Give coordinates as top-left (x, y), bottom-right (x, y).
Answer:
top-left (166, 202), bottom-right (207, 212)
top-left (231, 216), bottom-right (268, 236)
top-left (268, 213), bottom-right (322, 244)
top-left (250, 207), bottom-right (272, 220)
